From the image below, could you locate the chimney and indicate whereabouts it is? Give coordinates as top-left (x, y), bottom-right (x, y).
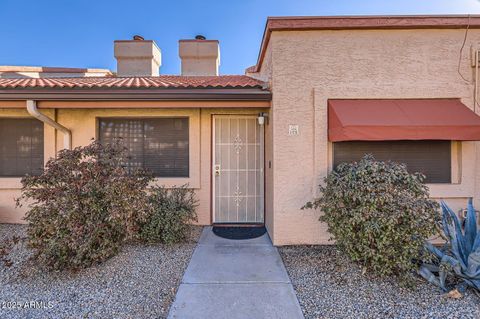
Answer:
top-left (179, 35), bottom-right (220, 76)
top-left (114, 35), bottom-right (161, 76)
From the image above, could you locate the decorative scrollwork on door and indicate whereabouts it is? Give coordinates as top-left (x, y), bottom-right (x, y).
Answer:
top-left (233, 134), bottom-right (243, 154)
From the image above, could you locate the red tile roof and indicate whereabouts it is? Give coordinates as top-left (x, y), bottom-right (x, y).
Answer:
top-left (244, 65), bottom-right (256, 74)
top-left (0, 75), bottom-right (265, 89)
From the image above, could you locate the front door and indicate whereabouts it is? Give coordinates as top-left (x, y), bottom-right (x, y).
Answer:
top-left (213, 115), bottom-right (264, 223)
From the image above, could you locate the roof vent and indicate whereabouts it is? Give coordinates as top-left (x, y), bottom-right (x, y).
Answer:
top-left (195, 35), bottom-right (206, 40)
top-left (133, 35), bottom-right (145, 41)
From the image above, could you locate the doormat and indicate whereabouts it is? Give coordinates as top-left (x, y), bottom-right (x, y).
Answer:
top-left (212, 226), bottom-right (266, 240)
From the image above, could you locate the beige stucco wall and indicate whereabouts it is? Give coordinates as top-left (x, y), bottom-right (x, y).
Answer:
top-left (248, 43), bottom-right (275, 241)
top-left (0, 103), bottom-right (268, 225)
top-left (266, 28), bottom-right (480, 245)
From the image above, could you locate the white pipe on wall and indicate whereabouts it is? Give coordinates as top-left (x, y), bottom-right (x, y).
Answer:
top-left (26, 100), bottom-right (71, 150)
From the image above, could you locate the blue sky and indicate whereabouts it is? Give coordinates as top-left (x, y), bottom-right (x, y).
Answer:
top-left (1, 0), bottom-right (480, 75)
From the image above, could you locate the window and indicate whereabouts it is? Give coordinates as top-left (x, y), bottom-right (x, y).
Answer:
top-left (333, 140), bottom-right (451, 183)
top-left (99, 118), bottom-right (189, 177)
top-left (0, 118), bottom-right (44, 177)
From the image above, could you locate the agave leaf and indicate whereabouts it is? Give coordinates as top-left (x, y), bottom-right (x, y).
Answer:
top-left (439, 267), bottom-right (448, 290)
top-left (470, 279), bottom-right (480, 290)
top-left (440, 253), bottom-right (461, 270)
top-left (462, 278), bottom-right (480, 291)
top-left (440, 253), bottom-right (467, 284)
top-left (466, 251), bottom-right (480, 278)
top-left (440, 200), bottom-right (453, 239)
top-left (425, 241), bottom-right (444, 258)
top-left (441, 200), bottom-right (464, 241)
top-left (445, 222), bottom-right (467, 270)
top-left (464, 198), bottom-right (477, 255)
top-left (422, 263), bottom-right (440, 273)
top-left (474, 233), bottom-right (480, 252)
top-left (419, 265), bottom-right (446, 291)
top-left (424, 243), bottom-right (450, 289)
top-left (441, 201), bottom-right (468, 269)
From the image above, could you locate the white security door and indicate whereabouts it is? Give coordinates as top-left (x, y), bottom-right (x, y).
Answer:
top-left (213, 115), bottom-right (264, 223)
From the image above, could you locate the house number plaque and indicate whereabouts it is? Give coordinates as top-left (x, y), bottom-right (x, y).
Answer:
top-left (288, 124), bottom-right (299, 136)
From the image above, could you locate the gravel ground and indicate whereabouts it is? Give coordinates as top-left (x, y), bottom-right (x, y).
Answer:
top-left (0, 223), bottom-right (202, 319)
top-left (279, 245), bottom-right (480, 319)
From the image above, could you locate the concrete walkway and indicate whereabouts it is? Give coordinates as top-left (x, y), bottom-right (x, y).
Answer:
top-left (168, 227), bottom-right (304, 319)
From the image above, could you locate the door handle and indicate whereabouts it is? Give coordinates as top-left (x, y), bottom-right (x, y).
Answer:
top-left (214, 164), bottom-right (221, 176)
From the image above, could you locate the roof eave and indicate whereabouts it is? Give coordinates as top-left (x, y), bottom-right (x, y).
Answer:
top-left (0, 87), bottom-right (271, 101)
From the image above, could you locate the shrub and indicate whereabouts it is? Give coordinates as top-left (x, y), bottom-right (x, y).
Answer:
top-left (140, 185), bottom-right (198, 244)
top-left (16, 140), bottom-right (153, 270)
top-left (303, 154), bottom-right (440, 280)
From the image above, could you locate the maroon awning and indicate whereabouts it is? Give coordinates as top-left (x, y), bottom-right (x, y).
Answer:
top-left (328, 99), bottom-right (480, 142)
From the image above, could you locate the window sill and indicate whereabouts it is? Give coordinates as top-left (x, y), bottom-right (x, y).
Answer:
top-left (427, 183), bottom-right (474, 198)
top-left (0, 178), bottom-right (22, 189)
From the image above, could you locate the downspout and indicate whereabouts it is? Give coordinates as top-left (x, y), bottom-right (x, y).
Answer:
top-left (26, 100), bottom-right (71, 149)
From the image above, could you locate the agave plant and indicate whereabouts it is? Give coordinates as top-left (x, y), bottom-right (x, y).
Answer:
top-left (419, 198), bottom-right (480, 293)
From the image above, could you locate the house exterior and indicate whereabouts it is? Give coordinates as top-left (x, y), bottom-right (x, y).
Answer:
top-left (2, 15), bottom-right (480, 245)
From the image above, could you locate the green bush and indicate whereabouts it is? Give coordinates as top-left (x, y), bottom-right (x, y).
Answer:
top-left (16, 140), bottom-right (153, 270)
top-left (140, 185), bottom-right (198, 244)
top-left (303, 155), bottom-right (440, 280)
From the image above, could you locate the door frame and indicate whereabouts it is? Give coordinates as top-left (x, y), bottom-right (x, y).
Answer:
top-left (211, 114), bottom-right (265, 225)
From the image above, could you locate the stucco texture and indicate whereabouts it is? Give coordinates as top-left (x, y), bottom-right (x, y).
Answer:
top-left (265, 29), bottom-right (480, 245)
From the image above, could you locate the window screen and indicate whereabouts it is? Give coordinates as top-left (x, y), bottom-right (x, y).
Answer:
top-left (0, 118), bottom-right (44, 176)
top-left (333, 140), bottom-right (451, 183)
top-left (99, 118), bottom-right (189, 177)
